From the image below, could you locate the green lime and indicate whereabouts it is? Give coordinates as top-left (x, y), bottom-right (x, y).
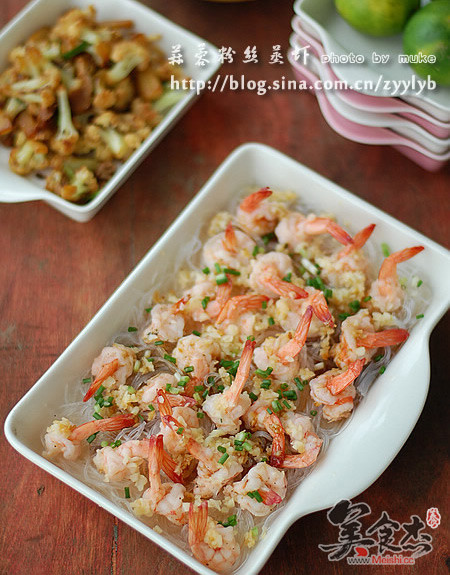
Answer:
top-left (335, 0), bottom-right (420, 37)
top-left (403, 0), bottom-right (450, 86)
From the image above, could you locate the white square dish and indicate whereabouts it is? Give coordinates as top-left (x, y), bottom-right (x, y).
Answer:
top-left (0, 0), bottom-right (220, 222)
top-left (5, 143), bottom-right (450, 575)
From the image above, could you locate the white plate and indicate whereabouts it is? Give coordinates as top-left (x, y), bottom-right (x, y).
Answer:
top-left (5, 143), bottom-right (450, 575)
top-left (0, 0), bottom-right (220, 222)
top-left (290, 33), bottom-right (450, 155)
top-left (294, 0), bottom-right (450, 122)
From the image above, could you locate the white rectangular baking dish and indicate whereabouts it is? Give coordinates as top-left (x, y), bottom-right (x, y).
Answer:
top-left (0, 0), bottom-right (220, 221)
top-left (5, 143), bottom-right (450, 574)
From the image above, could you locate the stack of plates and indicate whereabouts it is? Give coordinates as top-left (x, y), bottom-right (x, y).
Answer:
top-left (290, 0), bottom-right (450, 171)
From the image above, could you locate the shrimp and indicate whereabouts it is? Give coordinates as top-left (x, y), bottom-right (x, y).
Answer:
top-left (133, 435), bottom-right (187, 525)
top-left (188, 501), bottom-right (240, 572)
top-left (44, 414), bottom-right (135, 460)
top-left (369, 246), bottom-right (424, 312)
top-left (225, 462), bottom-right (287, 516)
top-left (84, 344), bottom-right (136, 401)
top-left (249, 252), bottom-right (308, 299)
top-left (202, 339), bottom-right (255, 434)
top-left (172, 335), bottom-right (220, 388)
top-left (264, 413), bottom-right (286, 467)
top-left (275, 212), bottom-right (353, 250)
top-left (253, 306), bottom-right (313, 380)
top-left (309, 360), bottom-right (364, 422)
top-left (157, 390), bottom-right (199, 456)
top-left (187, 438), bottom-right (243, 498)
top-left (216, 293), bottom-right (270, 337)
top-left (236, 187), bottom-right (283, 236)
top-left (243, 389), bottom-right (280, 431)
top-left (138, 373), bottom-right (196, 409)
top-left (280, 411), bottom-right (314, 453)
top-left (94, 437), bottom-right (183, 485)
top-left (202, 223), bottom-right (256, 270)
top-left (280, 432), bottom-right (323, 469)
top-left (277, 288), bottom-right (334, 336)
top-left (142, 302), bottom-right (186, 343)
top-left (333, 309), bottom-right (409, 369)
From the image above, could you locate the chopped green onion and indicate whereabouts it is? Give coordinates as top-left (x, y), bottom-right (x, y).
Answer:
top-left (201, 296), bottom-right (210, 310)
top-left (324, 288), bottom-right (333, 301)
top-left (138, 414), bottom-right (145, 422)
top-left (282, 272), bottom-right (292, 282)
top-left (124, 487), bottom-right (130, 499)
top-left (255, 367), bottom-right (273, 377)
top-left (242, 441), bottom-right (252, 451)
top-left (283, 400), bottom-right (291, 409)
top-left (216, 273), bottom-right (228, 285)
top-left (197, 412), bottom-right (204, 419)
top-left (101, 441), bottom-right (108, 448)
top-left (310, 410), bottom-right (317, 416)
top-left (260, 380), bottom-right (271, 389)
top-left (247, 491), bottom-right (255, 499)
top-left (252, 245), bottom-right (262, 257)
top-left (207, 376), bottom-right (215, 384)
top-left (416, 314), bottom-right (424, 319)
top-left (279, 383), bottom-right (288, 390)
top-left (339, 313), bottom-right (350, 321)
top-left (235, 431), bottom-right (251, 442)
top-left (306, 276), bottom-right (325, 291)
top-left (379, 366), bottom-right (386, 375)
top-left (374, 354), bottom-right (383, 362)
top-left (176, 427), bottom-right (184, 435)
top-left (283, 390), bottom-right (298, 401)
top-left (247, 335), bottom-right (255, 341)
top-left (178, 376), bottom-right (190, 386)
top-left (349, 300), bottom-right (360, 312)
top-left (127, 326), bottom-right (138, 332)
top-left (262, 300), bottom-right (268, 309)
top-left (165, 383), bottom-right (172, 392)
top-left (217, 384), bottom-right (225, 392)
top-left (62, 40), bottom-right (90, 60)
top-left (192, 330), bottom-right (201, 337)
top-left (164, 353), bottom-right (176, 364)
top-left (184, 366), bottom-right (194, 373)
top-left (127, 386), bottom-right (135, 394)
top-left (266, 408), bottom-right (272, 415)
top-left (93, 413), bottom-right (103, 420)
top-left (214, 263), bottom-right (222, 274)
top-left (94, 385), bottom-right (105, 399)
top-left (417, 279), bottom-right (423, 287)
top-left (218, 453), bottom-right (229, 465)
top-left (202, 388), bottom-right (209, 399)
top-left (86, 433), bottom-right (98, 444)
top-left (202, 267), bottom-right (210, 275)
top-left (133, 359), bottom-right (141, 372)
top-left (262, 232), bottom-right (276, 245)
top-left (83, 377), bottom-right (92, 384)
top-left (271, 400), bottom-right (282, 413)
top-left (217, 445), bottom-right (227, 453)
top-left (111, 440), bottom-right (121, 448)
top-left (219, 514), bottom-right (237, 527)
top-left (193, 392), bottom-right (202, 403)
top-left (148, 404), bottom-right (155, 412)
top-left (249, 392), bottom-right (258, 401)
top-left (381, 243), bottom-right (391, 257)
top-left (194, 385), bottom-right (204, 392)
top-left (154, 340), bottom-right (164, 346)
top-left (363, 296), bottom-right (372, 302)
top-left (294, 377), bottom-right (305, 391)
top-left (145, 307), bottom-right (152, 313)
top-left (253, 490), bottom-right (263, 503)
top-left (234, 444), bottom-right (243, 451)
top-left (260, 457), bottom-right (268, 463)
top-left (223, 268), bottom-right (241, 276)
top-left (268, 317), bottom-right (275, 326)
top-left (251, 526), bottom-right (259, 537)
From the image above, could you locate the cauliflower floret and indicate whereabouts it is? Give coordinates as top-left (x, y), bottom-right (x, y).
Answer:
top-left (9, 139), bottom-right (48, 175)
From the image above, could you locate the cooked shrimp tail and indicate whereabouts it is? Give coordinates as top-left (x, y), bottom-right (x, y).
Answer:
top-left (167, 394), bottom-right (196, 408)
top-left (189, 500), bottom-right (208, 549)
top-left (338, 223), bottom-right (376, 258)
top-left (262, 276), bottom-right (308, 300)
top-left (160, 442), bottom-right (184, 484)
top-left (310, 290), bottom-right (334, 327)
top-left (280, 432), bottom-right (322, 469)
top-left (277, 306), bottom-right (313, 363)
top-left (378, 246), bottom-right (424, 294)
top-left (161, 414), bottom-right (186, 432)
top-left (148, 434), bottom-right (164, 478)
top-left (172, 294), bottom-right (190, 313)
top-left (303, 217), bottom-right (353, 246)
top-left (239, 187), bottom-right (272, 213)
top-left (326, 359), bottom-right (365, 395)
top-left (356, 328), bottom-right (409, 348)
top-left (68, 413), bottom-right (135, 442)
top-left (226, 339), bottom-right (256, 404)
top-left (222, 222), bottom-right (237, 253)
top-left (207, 276), bottom-right (233, 319)
top-left (83, 358), bottom-right (119, 402)
top-left (264, 413), bottom-right (285, 467)
top-left (259, 488), bottom-right (283, 505)
top-left (187, 438), bottom-right (218, 469)
top-left (156, 389), bottom-right (173, 417)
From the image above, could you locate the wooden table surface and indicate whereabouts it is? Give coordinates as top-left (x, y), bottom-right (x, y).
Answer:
top-left (0, 1), bottom-right (448, 574)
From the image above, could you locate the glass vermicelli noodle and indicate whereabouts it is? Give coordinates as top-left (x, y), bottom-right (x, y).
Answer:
top-left (42, 187), bottom-right (430, 573)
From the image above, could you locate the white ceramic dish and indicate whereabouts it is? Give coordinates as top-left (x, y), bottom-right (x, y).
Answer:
top-left (0, 0), bottom-right (220, 222)
top-left (291, 16), bottom-right (450, 140)
top-left (290, 33), bottom-right (450, 155)
top-left (294, 0), bottom-right (450, 122)
top-left (288, 43), bottom-right (450, 170)
top-left (5, 143), bottom-right (450, 575)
